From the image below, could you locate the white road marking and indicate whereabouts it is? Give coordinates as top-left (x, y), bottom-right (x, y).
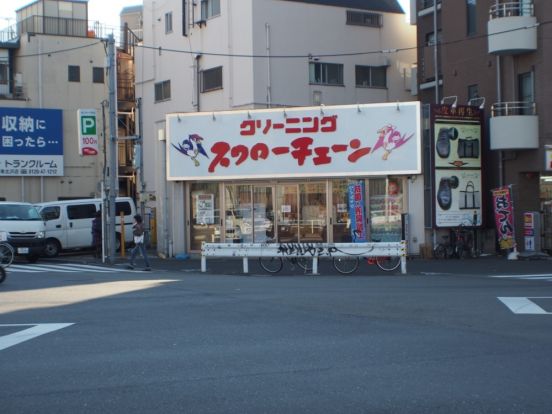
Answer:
top-left (0, 323), bottom-right (74, 351)
top-left (7, 263), bottom-right (127, 273)
top-left (497, 297), bottom-right (552, 315)
top-left (493, 274), bottom-right (552, 279)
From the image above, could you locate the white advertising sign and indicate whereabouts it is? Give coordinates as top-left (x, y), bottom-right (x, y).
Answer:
top-left (166, 103), bottom-right (421, 180)
top-left (77, 109), bottom-right (99, 156)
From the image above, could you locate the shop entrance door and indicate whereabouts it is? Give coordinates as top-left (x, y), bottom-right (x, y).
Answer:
top-left (275, 183), bottom-right (327, 243)
top-left (253, 186), bottom-right (275, 242)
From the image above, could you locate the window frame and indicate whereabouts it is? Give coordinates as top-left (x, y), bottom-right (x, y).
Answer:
top-left (165, 11), bottom-right (173, 33)
top-left (154, 80), bottom-right (171, 102)
top-left (92, 67), bottom-right (104, 84)
top-left (309, 62), bottom-right (344, 86)
top-left (68, 65), bottom-right (80, 82)
top-left (346, 10), bottom-right (382, 28)
top-left (355, 65), bottom-right (388, 89)
top-left (201, 66), bottom-right (223, 93)
top-left (466, 0), bottom-right (477, 36)
top-left (201, 0), bottom-right (220, 20)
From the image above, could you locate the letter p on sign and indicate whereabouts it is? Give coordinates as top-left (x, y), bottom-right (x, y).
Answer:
top-left (81, 116), bottom-right (96, 135)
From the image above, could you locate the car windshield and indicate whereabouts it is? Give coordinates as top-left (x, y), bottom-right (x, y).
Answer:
top-left (0, 204), bottom-right (43, 220)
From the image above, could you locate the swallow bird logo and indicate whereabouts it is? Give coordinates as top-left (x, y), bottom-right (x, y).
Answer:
top-left (172, 134), bottom-right (209, 167)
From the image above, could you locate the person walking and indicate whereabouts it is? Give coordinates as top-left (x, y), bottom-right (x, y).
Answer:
top-left (128, 214), bottom-right (151, 271)
top-left (91, 211), bottom-right (102, 258)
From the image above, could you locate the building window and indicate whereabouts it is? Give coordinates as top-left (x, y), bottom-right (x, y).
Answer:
top-left (201, 66), bottom-right (223, 92)
top-left (68, 65), bottom-right (80, 82)
top-left (165, 12), bottom-right (173, 33)
top-left (201, 0), bottom-right (220, 20)
top-left (467, 84), bottom-right (479, 100)
top-left (518, 71), bottom-right (534, 115)
top-left (182, 0), bottom-right (187, 36)
top-left (0, 60), bottom-right (8, 86)
top-left (355, 65), bottom-right (387, 88)
top-left (346, 10), bottom-right (382, 28)
top-left (154, 80), bottom-right (171, 102)
top-left (467, 0), bottom-right (477, 36)
top-left (426, 31), bottom-right (442, 46)
top-left (92, 67), bottom-right (104, 84)
top-left (309, 62), bottom-right (344, 86)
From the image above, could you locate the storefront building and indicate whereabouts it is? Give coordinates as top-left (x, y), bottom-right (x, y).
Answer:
top-left (165, 103), bottom-right (426, 254)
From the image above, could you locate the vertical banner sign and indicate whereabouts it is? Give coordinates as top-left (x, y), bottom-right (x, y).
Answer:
top-left (348, 181), bottom-right (367, 242)
top-left (491, 186), bottom-right (515, 250)
top-left (78, 109), bottom-right (99, 156)
top-left (523, 212), bottom-right (535, 252)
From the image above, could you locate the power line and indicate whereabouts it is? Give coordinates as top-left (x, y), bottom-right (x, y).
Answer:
top-left (8, 19), bottom-right (550, 60)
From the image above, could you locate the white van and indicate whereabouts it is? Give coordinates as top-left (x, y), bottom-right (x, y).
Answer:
top-left (0, 202), bottom-right (47, 262)
top-left (36, 197), bottom-right (137, 257)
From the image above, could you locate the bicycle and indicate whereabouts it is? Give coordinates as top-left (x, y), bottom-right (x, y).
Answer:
top-left (433, 226), bottom-right (471, 259)
top-left (0, 241), bottom-right (15, 268)
top-left (259, 255), bottom-right (312, 274)
top-left (332, 254), bottom-right (401, 274)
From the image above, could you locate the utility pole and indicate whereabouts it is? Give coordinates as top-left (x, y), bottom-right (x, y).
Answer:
top-left (136, 97), bottom-right (146, 218)
top-left (107, 34), bottom-right (118, 264)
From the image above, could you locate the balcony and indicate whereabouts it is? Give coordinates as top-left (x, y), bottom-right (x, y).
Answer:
top-left (488, 1), bottom-right (537, 55)
top-left (417, 0), bottom-right (441, 16)
top-left (490, 102), bottom-right (538, 150)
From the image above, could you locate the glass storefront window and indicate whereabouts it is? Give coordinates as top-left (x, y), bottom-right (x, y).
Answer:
top-left (299, 183), bottom-right (327, 242)
top-left (369, 178), bottom-right (404, 242)
top-left (189, 182), bottom-right (220, 250)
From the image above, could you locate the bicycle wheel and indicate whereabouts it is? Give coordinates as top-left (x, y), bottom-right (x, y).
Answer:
top-left (376, 256), bottom-right (401, 272)
top-left (0, 243), bottom-right (15, 268)
top-left (259, 257), bottom-right (283, 273)
top-left (332, 257), bottom-right (359, 274)
top-left (433, 244), bottom-right (446, 259)
top-left (294, 257), bottom-right (312, 272)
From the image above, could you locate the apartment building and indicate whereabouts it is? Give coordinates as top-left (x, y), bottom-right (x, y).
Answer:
top-left (136, 0), bottom-right (420, 256)
top-left (0, 0), bottom-right (143, 206)
top-left (415, 0), bottom-right (552, 253)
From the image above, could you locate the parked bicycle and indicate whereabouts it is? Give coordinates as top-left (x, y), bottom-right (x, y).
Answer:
top-left (434, 225), bottom-right (475, 259)
top-left (258, 255), bottom-right (312, 274)
top-left (332, 254), bottom-right (401, 274)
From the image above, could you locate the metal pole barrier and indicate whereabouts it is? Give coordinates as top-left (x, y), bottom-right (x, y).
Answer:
top-left (312, 256), bottom-right (319, 275)
top-left (201, 255), bottom-right (206, 272)
top-left (120, 211), bottom-right (125, 258)
top-left (243, 257), bottom-right (249, 274)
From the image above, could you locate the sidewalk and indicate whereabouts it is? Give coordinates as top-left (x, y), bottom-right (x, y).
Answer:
top-left (57, 249), bottom-right (552, 276)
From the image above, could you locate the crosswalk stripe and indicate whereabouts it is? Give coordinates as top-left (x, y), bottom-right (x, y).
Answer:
top-left (492, 274), bottom-right (552, 281)
top-left (6, 263), bottom-right (127, 273)
top-left (493, 274), bottom-right (552, 278)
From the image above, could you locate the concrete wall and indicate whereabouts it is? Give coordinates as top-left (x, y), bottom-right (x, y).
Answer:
top-left (0, 35), bottom-right (108, 202)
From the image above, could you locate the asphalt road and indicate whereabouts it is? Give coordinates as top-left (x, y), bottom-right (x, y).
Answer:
top-left (1, 260), bottom-right (551, 413)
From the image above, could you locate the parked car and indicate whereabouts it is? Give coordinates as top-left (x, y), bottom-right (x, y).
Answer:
top-left (0, 202), bottom-right (47, 262)
top-left (35, 197), bottom-right (137, 257)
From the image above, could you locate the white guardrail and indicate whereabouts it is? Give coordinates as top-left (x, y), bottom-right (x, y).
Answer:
top-left (201, 241), bottom-right (407, 275)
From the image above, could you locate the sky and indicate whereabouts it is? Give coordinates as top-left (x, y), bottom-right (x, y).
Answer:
top-left (1, 0), bottom-right (411, 31)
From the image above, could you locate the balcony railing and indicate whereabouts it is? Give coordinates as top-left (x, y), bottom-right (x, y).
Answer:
top-left (490, 1), bottom-right (534, 20)
top-left (491, 101), bottom-right (536, 117)
top-left (419, 0), bottom-right (442, 10)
